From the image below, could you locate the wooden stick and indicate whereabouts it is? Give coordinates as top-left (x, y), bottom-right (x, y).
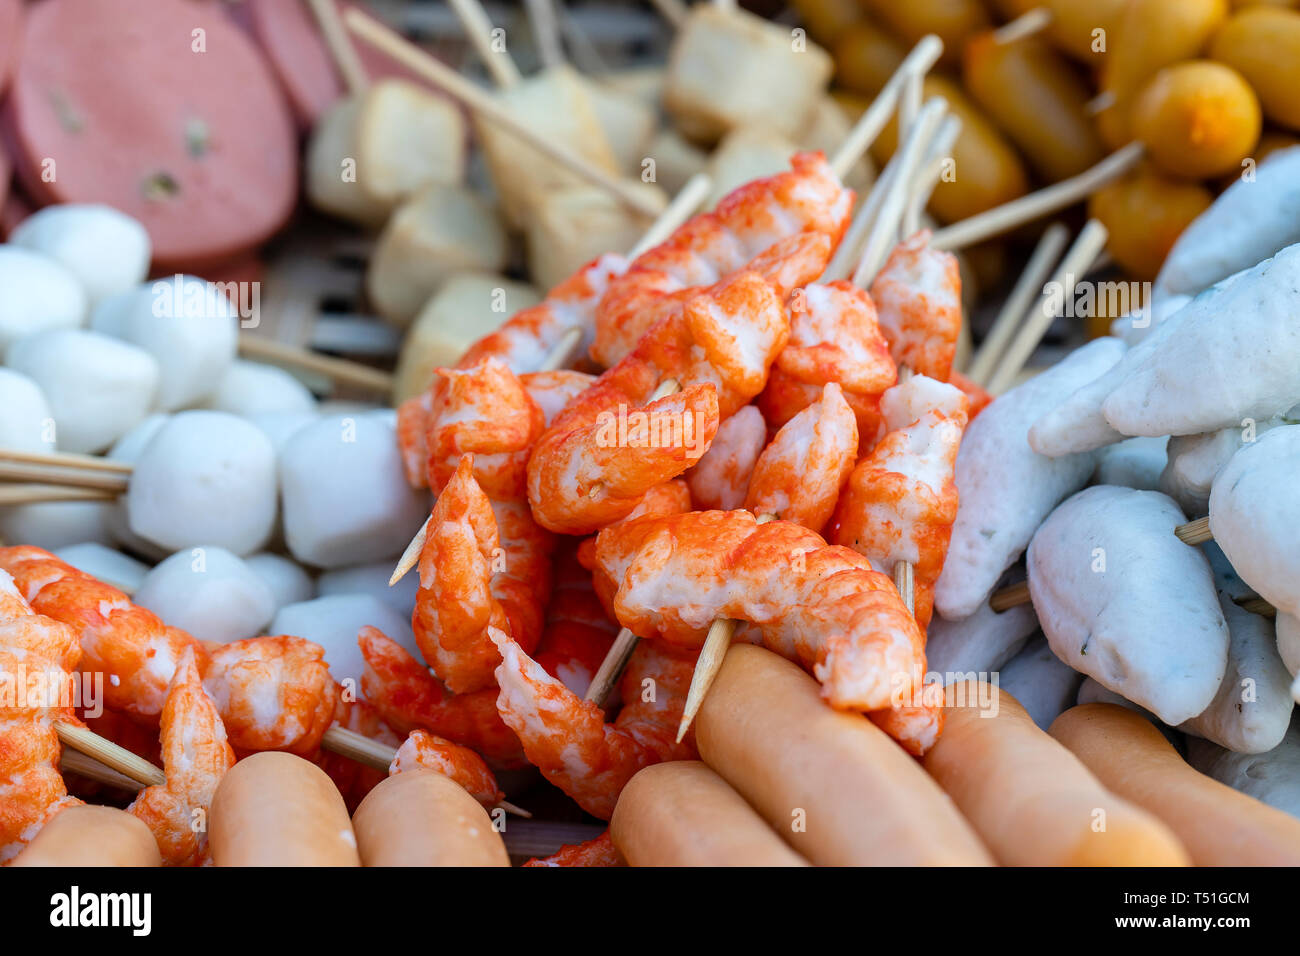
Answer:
top-left (583, 626), bottom-right (641, 707)
top-left (345, 8), bottom-right (661, 218)
top-left (903, 113), bottom-right (962, 237)
top-left (674, 513), bottom-right (778, 741)
top-left (59, 748), bottom-right (145, 793)
top-left (647, 0), bottom-right (688, 29)
top-left (1174, 515), bottom-right (1212, 546)
top-left (965, 222), bottom-right (1070, 387)
top-left (523, 0), bottom-right (565, 70)
top-left (992, 7), bottom-right (1053, 45)
top-left (829, 34), bottom-right (944, 180)
top-left (893, 560), bottom-right (915, 615)
top-left (0, 462), bottom-right (129, 494)
top-left (447, 0), bottom-right (523, 88)
top-left (989, 579), bottom-right (1030, 612)
top-left (239, 335), bottom-right (395, 396)
top-left (821, 150), bottom-right (903, 282)
top-left (54, 721), bottom-right (166, 788)
top-left (0, 448), bottom-right (133, 475)
top-left (0, 484), bottom-right (118, 506)
top-left (985, 219), bottom-right (1109, 394)
top-left (930, 143), bottom-right (1144, 251)
top-left (319, 726), bottom-right (530, 816)
top-left (1238, 596), bottom-right (1276, 619)
top-left (627, 172), bottom-right (712, 259)
top-left (305, 0), bottom-right (369, 95)
top-left (853, 97), bottom-right (948, 287)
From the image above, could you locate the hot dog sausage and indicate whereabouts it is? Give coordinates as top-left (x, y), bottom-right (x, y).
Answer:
top-left (209, 752), bottom-right (361, 866)
top-left (351, 770), bottom-right (509, 867)
top-left (11, 805), bottom-right (162, 867)
top-left (610, 761), bottom-right (809, 867)
top-left (695, 644), bottom-right (994, 866)
top-left (923, 682), bottom-right (1191, 865)
top-left (1050, 703), bottom-right (1300, 865)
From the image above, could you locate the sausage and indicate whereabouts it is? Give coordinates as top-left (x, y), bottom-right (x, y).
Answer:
top-left (1131, 60), bottom-right (1262, 179)
top-left (923, 681), bottom-right (1190, 865)
top-left (695, 643), bottom-right (994, 866)
top-left (5, 0), bottom-right (297, 273)
top-left (1088, 167), bottom-right (1213, 279)
top-left (1050, 703), bottom-right (1300, 865)
top-left (1210, 7), bottom-right (1300, 131)
top-left (11, 805), bottom-right (162, 867)
top-left (351, 770), bottom-right (509, 867)
top-left (964, 31), bottom-right (1105, 182)
top-left (1097, 0), bottom-right (1229, 147)
top-left (857, 0), bottom-right (990, 68)
top-left (610, 761), bottom-right (810, 867)
top-left (0, 0), bottom-right (20, 96)
top-left (209, 752), bottom-right (362, 866)
top-left (870, 75), bottom-right (1029, 223)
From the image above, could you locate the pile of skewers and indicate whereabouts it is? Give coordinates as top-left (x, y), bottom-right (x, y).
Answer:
top-left (2, 0), bottom-right (1300, 868)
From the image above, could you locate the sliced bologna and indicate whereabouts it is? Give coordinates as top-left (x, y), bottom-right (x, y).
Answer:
top-left (5, 0), bottom-right (297, 272)
top-left (0, 0), bottom-right (20, 96)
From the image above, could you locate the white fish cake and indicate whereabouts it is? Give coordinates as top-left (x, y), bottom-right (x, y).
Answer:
top-left (997, 636), bottom-right (1083, 731)
top-left (1092, 436), bottom-right (1167, 491)
top-left (1103, 245), bottom-right (1300, 438)
top-left (1155, 146), bottom-right (1300, 300)
top-left (1027, 485), bottom-right (1229, 725)
top-left (1210, 425), bottom-right (1300, 619)
top-left (926, 597), bottom-right (1039, 676)
top-left (934, 337), bottom-right (1126, 619)
top-left (1277, 612), bottom-right (1300, 679)
top-left (1159, 411), bottom-right (1294, 516)
top-left (1180, 594), bottom-right (1291, 753)
top-left (1187, 714), bottom-right (1300, 821)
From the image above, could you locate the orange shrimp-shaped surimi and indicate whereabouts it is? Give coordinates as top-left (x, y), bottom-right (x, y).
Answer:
top-left (0, 546), bottom-right (203, 721)
top-left (358, 626), bottom-right (526, 768)
top-left (592, 152), bottom-right (854, 366)
top-left (759, 280), bottom-right (898, 437)
top-left (201, 636), bottom-right (337, 756)
top-left (589, 512), bottom-right (928, 722)
top-left (521, 369), bottom-right (598, 427)
top-left (869, 229), bottom-right (963, 383)
top-left (0, 570), bottom-right (81, 863)
top-left (523, 830), bottom-right (624, 867)
top-left (413, 455), bottom-right (511, 694)
top-left (686, 405), bottom-right (766, 511)
top-left (397, 254), bottom-right (627, 487)
top-left (745, 382), bottom-right (858, 533)
top-left (389, 729), bottom-right (503, 810)
top-left (528, 267), bottom-right (795, 534)
top-left (949, 370), bottom-right (993, 419)
top-left (829, 374), bottom-right (970, 632)
top-left (533, 540), bottom-right (619, 698)
top-left (128, 647), bottom-right (235, 866)
top-left (492, 627), bottom-right (697, 820)
top-left (426, 358), bottom-right (545, 499)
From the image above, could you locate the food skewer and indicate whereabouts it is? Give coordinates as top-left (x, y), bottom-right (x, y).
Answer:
top-left (448, 0), bottom-right (523, 88)
top-left (305, 0), bottom-right (368, 96)
top-left (344, 7), bottom-right (661, 218)
top-left (965, 222), bottom-right (1070, 386)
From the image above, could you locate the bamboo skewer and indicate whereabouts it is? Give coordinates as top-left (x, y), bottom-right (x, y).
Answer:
top-left (985, 219), bottom-right (1109, 394)
top-left (965, 223), bottom-right (1070, 387)
top-left (0, 484), bottom-right (118, 506)
top-left (647, 0), bottom-right (688, 29)
top-left (930, 143), bottom-right (1144, 251)
top-left (59, 748), bottom-right (145, 793)
top-left (0, 462), bottom-right (129, 494)
top-left (0, 448), bottom-right (133, 474)
top-left (903, 114), bottom-right (962, 238)
top-left (54, 721), bottom-right (166, 788)
top-left (627, 172), bottom-right (713, 258)
top-left (448, 0), bottom-right (523, 88)
top-left (305, 0), bottom-right (369, 95)
top-left (238, 334), bottom-right (395, 395)
top-left (992, 7), bottom-right (1053, 45)
top-left (345, 8), bottom-right (661, 218)
top-left (523, 0), bottom-right (565, 71)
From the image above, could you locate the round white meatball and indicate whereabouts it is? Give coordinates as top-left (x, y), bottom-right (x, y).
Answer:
top-left (102, 414), bottom-right (170, 559)
top-left (53, 542), bottom-right (150, 594)
top-left (6, 329), bottom-right (159, 453)
top-left (270, 593), bottom-right (418, 689)
top-left (317, 561), bottom-right (419, 617)
top-left (126, 411), bottom-right (278, 556)
top-left (0, 501), bottom-right (112, 550)
top-left (279, 415), bottom-right (428, 568)
top-left (9, 204), bottom-right (151, 306)
top-left (204, 360), bottom-right (317, 417)
top-left (90, 275), bottom-right (237, 410)
top-left (134, 547), bottom-right (276, 643)
top-left (0, 247), bottom-right (87, 350)
top-left (0, 368), bottom-right (55, 454)
top-left (246, 411), bottom-right (319, 452)
top-left (244, 552), bottom-right (316, 611)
